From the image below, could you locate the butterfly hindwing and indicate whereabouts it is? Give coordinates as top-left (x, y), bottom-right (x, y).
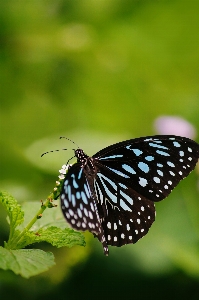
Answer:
top-left (95, 176), bottom-right (156, 246)
top-left (60, 163), bottom-right (101, 233)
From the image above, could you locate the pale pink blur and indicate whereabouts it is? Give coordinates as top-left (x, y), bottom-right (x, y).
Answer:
top-left (154, 116), bottom-right (197, 139)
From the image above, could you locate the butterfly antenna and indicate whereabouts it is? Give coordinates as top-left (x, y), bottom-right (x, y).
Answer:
top-left (66, 155), bottom-right (76, 165)
top-left (41, 148), bottom-right (67, 157)
top-left (59, 136), bottom-right (80, 149)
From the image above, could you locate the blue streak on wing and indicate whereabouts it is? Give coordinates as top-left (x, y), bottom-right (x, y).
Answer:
top-left (145, 156), bottom-right (154, 161)
top-left (119, 183), bottom-right (128, 189)
top-left (71, 194), bottom-right (76, 207)
top-left (157, 170), bottom-right (163, 176)
top-left (138, 162), bottom-right (150, 173)
top-left (149, 143), bottom-right (169, 150)
top-left (106, 166), bottom-right (130, 178)
top-left (71, 174), bottom-right (79, 188)
top-left (167, 161), bottom-right (175, 167)
top-left (97, 173), bottom-right (117, 204)
top-left (156, 150), bottom-right (170, 156)
top-left (78, 168), bottom-right (83, 179)
top-left (157, 163), bottom-right (163, 167)
top-left (67, 185), bottom-right (72, 201)
top-left (99, 154), bottom-right (123, 160)
top-left (126, 146), bottom-right (143, 156)
top-left (81, 191), bottom-right (88, 204)
top-left (120, 199), bottom-right (132, 211)
top-left (122, 164), bottom-right (136, 174)
top-left (173, 141), bottom-right (181, 147)
top-left (120, 190), bottom-right (133, 205)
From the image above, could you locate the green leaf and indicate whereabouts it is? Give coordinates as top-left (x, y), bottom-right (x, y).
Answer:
top-left (15, 227), bottom-right (86, 249)
top-left (0, 191), bottom-right (24, 229)
top-left (32, 227), bottom-right (85, 248)
top-left (16, 201), bottom-right (85, 249)
top-left (0, 193), bottom-right (85, 251)
top-left (0, 191), bottom-right (24, 242)
top-left (0, 246), bottom-right (55, 278)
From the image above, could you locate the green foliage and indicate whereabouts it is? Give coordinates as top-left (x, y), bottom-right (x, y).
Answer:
top-left (0, 191), bottom-right (85, 278)
top-left (32, 227), bottom-right (85, 248)
top-left (1, 0), bottom-right (199, 297)
top-left (0, 191), bottom-right (24, 238)
top-left (0, 247), bottom-right (55, 279)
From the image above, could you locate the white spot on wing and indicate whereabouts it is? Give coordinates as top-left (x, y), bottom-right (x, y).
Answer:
top-left (169, 171), bottom-right (175, 176)
top-left (157, 170), bottom-right (163, 176)
top-left (139, 177), bottom-right (148, 187)
top-left (89, 211), bottom-right (93, 219)
top-left (64, 199), bottom-right (69, 208)
top-left (173, 141), bottom-right (181, 147)
top-left (167, 161), bottom-right (175, 167)
top-left (107, 222), bottom-right (111, 229)
top-left (126, 224), bottom-right (130, 231)
top-left (153, 177), bottom-right (160, 183)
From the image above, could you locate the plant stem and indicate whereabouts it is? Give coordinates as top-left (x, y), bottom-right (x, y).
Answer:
top-left (5, 174), bottom-right (63, 250)
top-left (6, 196), bottom-right (53, 249)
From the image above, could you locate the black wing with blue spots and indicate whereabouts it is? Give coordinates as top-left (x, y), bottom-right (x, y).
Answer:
top-left (60, 135), bottom-right (199, 255)
top-left (93, 135), bottom-right (199, 201)
top-left (60, 163), bottom-right (109, 255)
top-left (61, 163), bottom-right (100, 232)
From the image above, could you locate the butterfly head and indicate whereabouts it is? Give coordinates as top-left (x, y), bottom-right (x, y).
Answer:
top-left (74, 148), bottom-right (89, 165)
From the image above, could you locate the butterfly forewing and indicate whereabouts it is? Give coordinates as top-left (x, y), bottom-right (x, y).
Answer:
top-left (60, 162), bottom-right (109, 255)
top-left (94, 135), bottom-right (199, 202)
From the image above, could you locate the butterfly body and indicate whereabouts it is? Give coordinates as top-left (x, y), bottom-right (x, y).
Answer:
top-left (60, 135), bottom-right (199, 255)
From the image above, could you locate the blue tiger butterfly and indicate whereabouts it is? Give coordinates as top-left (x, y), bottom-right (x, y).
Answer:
top-left (60, 135), bottom-right (199, 255)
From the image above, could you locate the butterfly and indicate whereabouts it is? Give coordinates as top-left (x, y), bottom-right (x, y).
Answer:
top-left (60, 135), bottom-right (199, 256)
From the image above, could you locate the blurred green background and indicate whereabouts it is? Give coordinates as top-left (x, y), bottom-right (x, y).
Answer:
top-left (1, 0), bottom-right (199, 299)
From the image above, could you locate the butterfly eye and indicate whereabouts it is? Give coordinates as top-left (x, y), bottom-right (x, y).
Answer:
top-left (60, 135), bottom-right (199, 255)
